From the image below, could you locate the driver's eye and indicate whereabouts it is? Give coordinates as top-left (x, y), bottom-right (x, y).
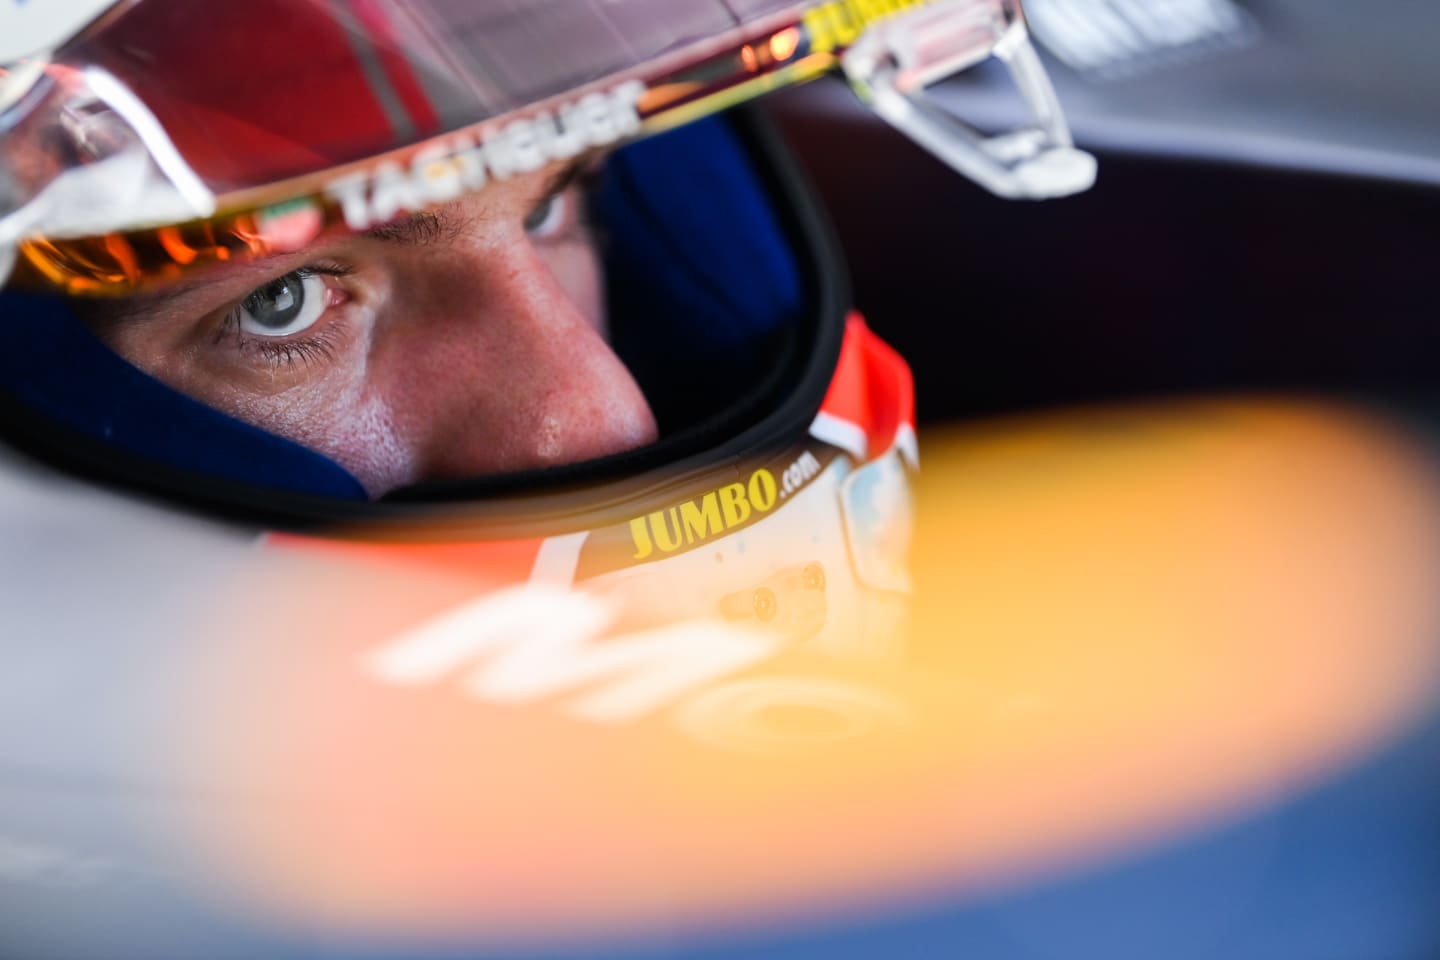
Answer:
top-left (524, 190), bottom-right (569, 238)
top-left (236, 271), bottom-right (328, 338)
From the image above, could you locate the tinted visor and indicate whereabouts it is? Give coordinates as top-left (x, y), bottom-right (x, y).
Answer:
top-left (4, 0), bottom-right (873, 294)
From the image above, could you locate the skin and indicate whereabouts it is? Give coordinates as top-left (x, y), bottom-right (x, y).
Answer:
top-left (81, 161), bottom-right (658, 497)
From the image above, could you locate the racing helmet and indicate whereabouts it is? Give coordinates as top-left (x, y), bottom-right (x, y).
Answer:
top-left (0, 0), bottom-right (1091, 661)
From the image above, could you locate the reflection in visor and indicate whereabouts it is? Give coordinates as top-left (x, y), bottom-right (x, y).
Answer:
top-left (3, 0), bottom-right (1086, 296)
top-left (8, 0), bottom-right (949, 295)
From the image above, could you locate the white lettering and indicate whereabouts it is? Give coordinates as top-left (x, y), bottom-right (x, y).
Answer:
top-left (324, 171), bottom-right (373, 232)
top-left (607, 79), bottom-right (647, 139)
top-left (412, 142), bottom-right (464, 205)
top-left (451, 135), bottom-right (489, 192)
top-left (367, 160), bottom-right (423, 226)
top-left (545, 105), bottom-right (592, 158)
top-left (366, 586), bottom-right (611, 685)
top-left (474, 621), bottom-right (775, 724)
top-left (366, 586), bottom-right (776, 724)
top-left (502, 117), bottom-right (546, 174)
top-left (322, 80), bottom-right (650, 231)
top-left (577, 92), bottom-right (617, 146)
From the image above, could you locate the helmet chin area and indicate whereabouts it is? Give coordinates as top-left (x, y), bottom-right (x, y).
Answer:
top-left (0, 98), bottom-right (922, 746)
top-left (0, 110), bottom-right (819, 510)
top-left (0, 1), bottom-right (926, 759)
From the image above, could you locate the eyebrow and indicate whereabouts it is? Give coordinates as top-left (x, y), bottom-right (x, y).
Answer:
top-left (365, 152), bottom-right (596, 246)
top-left (364, 210), bottom-right (454, 246)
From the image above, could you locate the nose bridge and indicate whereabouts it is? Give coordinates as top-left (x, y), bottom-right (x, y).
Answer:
top-left (390, 233), bottom-right (658, 479)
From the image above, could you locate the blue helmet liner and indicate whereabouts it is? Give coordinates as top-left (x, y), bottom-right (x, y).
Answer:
top-left (597, 113), bottom-right (805, 436)
top-left (0, 293), bottom-right (371, 498)
top-left (0, 112), bottom-right (807, 503)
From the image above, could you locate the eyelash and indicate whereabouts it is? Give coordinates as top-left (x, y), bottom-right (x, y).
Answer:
top-left (530, 168), bottom-right (604, 244)
top-left (221, 263), bottom-right (354, 367)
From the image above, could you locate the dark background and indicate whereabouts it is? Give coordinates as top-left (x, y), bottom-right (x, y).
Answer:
top-left (767, 0), bottom-right (1440, 423)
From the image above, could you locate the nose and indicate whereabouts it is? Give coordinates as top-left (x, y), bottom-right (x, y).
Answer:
top-left (380, 231), bottom-right (658, 483)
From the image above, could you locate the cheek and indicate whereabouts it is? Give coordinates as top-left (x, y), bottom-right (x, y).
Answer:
top-left (233, 381), bottom-right (419, 497)
top-left (538, 241), bottom-right (606, 338)
top-left (152, 350), bottom-right (417, 496)
top-left (303, 394), bottom-right (417, 497)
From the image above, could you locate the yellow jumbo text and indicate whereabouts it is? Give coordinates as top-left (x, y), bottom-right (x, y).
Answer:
top-left (803, 0), bottom-right (935, 55)
top-left (630, 469), bottom-right (780, 560)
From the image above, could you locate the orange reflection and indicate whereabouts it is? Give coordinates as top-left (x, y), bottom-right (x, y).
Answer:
top-left (165, 400), bottom-right (1440, 947)
top-left (771, 27), bottom-right (803, 62)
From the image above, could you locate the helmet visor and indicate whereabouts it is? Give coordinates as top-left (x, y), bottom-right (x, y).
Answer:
top-left (3, 0), bottom-right (923, 294)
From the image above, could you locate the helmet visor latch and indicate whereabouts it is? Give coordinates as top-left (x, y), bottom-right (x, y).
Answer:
top-left (841, 0), bottom-right (1097, 200)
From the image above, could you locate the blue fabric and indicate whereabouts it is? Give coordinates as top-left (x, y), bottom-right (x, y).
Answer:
top-left (0, 115), bottom-right (802, 496)
top-left (596, 116), bottom-right (805, 433)
top-left (0, 293), bottom-right (369, 499)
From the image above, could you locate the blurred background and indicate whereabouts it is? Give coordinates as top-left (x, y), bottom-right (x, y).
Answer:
top-left (772, 0), bottom-right (1440, 421)
top-left (4, 3), bottom-right (1440, 958)
top-left (757, 1), bottom-right (1440, 956)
